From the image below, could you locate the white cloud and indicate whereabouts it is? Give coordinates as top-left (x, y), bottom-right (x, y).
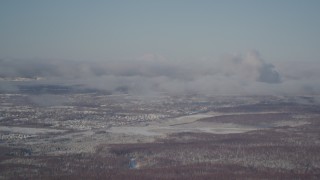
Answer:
top-left (1, 50), bottom-right (319, 95)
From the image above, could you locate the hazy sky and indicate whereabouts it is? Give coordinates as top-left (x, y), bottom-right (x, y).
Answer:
top-left (1, 1), bottom-right (320, 95)
top-left (1, 0), bottom-right (320, 62)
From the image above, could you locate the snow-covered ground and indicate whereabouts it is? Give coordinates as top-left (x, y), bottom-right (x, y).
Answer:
top-left (0, 126), bottom-right (65, 134)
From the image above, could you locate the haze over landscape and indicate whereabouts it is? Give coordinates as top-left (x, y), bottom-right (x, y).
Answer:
top-left (1, 0), bottom-right (320, 95)
top-left (1, 1), bottom-right (320, 179)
